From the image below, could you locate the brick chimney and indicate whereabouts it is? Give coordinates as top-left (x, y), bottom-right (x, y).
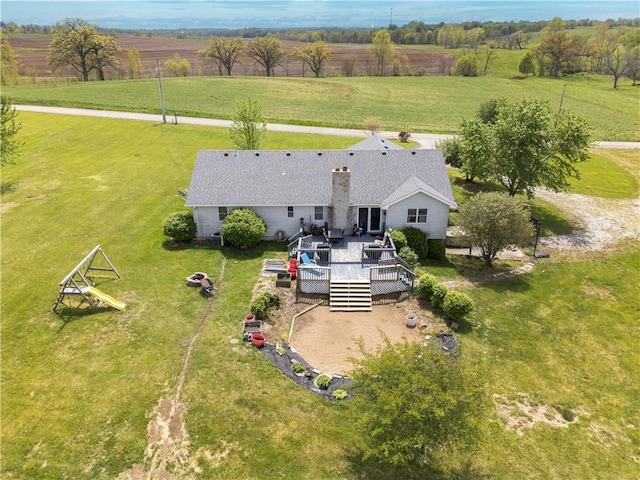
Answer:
top-left (330, 166), bottom-right (352, 231)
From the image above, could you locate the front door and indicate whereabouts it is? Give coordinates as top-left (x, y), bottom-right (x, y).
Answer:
top-left (358, 207), bottom-right (382, 234)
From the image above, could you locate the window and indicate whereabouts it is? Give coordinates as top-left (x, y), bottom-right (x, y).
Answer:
top-left (219, 207), bottom-right (229, 221)
top-left (407, 208), bottom-right (427, 223)
top-left (314, 206), bottom-right (324, 221)
top-left (287, 206), bottom-right (294, 218)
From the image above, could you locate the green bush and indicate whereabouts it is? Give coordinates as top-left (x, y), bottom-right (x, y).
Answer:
top-left (416, 273), bottom-right (439, 301)
top-left (316, 373), bottom-right (332, 390)
top-left (436, 137), bottom-right (464, 168)
top-left (332, 389), bottom-right (348, 400)
top-left (398, 246), bottom-right (419, 268)
top-left (291, 361), bottom-right (306, 374)
top-left (221, 208), bottom-right (266, 248)
top-left (163, 210), bottom-right (197, 242)
top-left (430, 284), bottom-right (448, 310)
top-left (389, 229), bottom-right (407, 250)
top-left (401, 227), bottom-right (428, 260)
top-left (442, 290), bottom-right (474, 321)
top-left (250, 291), bottom-right (281, 320)
top-left (427, 239), bottom-right (447, 260)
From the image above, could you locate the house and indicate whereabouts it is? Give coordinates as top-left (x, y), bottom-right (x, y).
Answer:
top-left (184, 148), bottom-right (457, 242)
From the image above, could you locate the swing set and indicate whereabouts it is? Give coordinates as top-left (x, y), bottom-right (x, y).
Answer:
top-left (52, 245), bottom-right (126, 313)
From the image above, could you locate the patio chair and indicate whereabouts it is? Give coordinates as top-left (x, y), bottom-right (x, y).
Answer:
top-left (300, 252), bottom-right (318, 265)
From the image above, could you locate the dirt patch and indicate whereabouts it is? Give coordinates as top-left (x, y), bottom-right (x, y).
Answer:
top-left (536, 190), bottom-right (640, 252)
top-left (493, 393), bottom-right (581, 435)
top-left (0, 201), bottom-right (19, 214)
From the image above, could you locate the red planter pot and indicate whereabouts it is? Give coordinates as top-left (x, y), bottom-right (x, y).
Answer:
top-left (251, 333), bottom-right (265, 348)
top-left (244, 314), bottom-right (256, 322)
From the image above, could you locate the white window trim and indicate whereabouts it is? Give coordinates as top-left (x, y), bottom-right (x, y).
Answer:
top-left (407, 208), bottom-right (428, 224)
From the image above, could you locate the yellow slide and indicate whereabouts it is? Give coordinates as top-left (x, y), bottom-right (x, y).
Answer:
top-left (84, 286), bottom-right (126, 311)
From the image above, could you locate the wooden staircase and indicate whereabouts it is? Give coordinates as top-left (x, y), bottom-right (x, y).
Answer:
top-left (329, 279), bottom-right (372, 312)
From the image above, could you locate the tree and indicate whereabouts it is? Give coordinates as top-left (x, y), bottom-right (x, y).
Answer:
top-left (369, 29), bottom-right (394, 76)
top-left (293, 41), bottom-right (332, 77)
top-left (229, 97), bottom-right (267, 150)
top-left (535, 18), bottom-right (584, 76)
top-left (518, 50), bottom-right (536, 76)
top-left (1, 95), bottom-right (24, 166)
top-left (349, 339), bottom-right (488, 473)
top-left (163, 56), bottom-right (191, 77)
top-left (458, 192), bottom-right (533, 266)
top-left (220, 208), bottom-right (267, 248)
top-left (48, 18), bottom-right (122, 81)
top-left (198, 37), bottom-right (244, 76)
top-left (1, 31), bottom-right (20, 85)
top-left (246, 36), bottom-right (285, 76)
top-left (454, 52), bottom-right (479, 76)
top-left (436, 24), bottom-right (463, 49)
top-left (460, 97), bottom-right (591, 197)
top-left (127, 47), bottom-right (142, 79)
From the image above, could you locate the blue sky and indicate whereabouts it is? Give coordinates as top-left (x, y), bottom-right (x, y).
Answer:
top-left (2, 1), bottom-right (638, 29)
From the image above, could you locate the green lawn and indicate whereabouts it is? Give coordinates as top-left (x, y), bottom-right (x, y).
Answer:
top-left (1, 113), bottom-right (639, 478)
top-left (4, 73), bottom-right (639, 141)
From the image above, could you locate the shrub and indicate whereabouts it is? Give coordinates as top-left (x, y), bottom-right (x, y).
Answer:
top-left (427, 239), bottom-right (447, 260)
top-left (436, 137), bottom-right (464, 168)
top-left (401, 227), bottom-right (428, 260)
top-left (291, 361), bottom-right (306, 374)
top-left (398, 246), bottom-right (419, 268)
top-left (442, 290), bottom-right (474, 321)
top-left (316, 373), bottom-right (332, 390)
top-left (250, 291), bottom-right (280, 320)
top-left (221, 208), bottom-right (266, 248)
top-left (430, 284), bottom-right (448, 310)
top-left (416, 273), bottom-right (439, 301)
top-left (332, 389), bottom-right (348, 400)
top-left (389, 229), bottom-right (407, 250)
top-left (163, 210), bottom-right (197, 242)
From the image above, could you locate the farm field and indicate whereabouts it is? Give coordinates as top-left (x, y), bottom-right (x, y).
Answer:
top-left (4, 32), bottom-right (640, 141)
top-left (1, 112), bottom-right (639, 479)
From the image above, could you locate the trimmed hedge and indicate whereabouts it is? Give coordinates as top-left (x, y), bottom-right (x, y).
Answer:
top-left (221, 208), bottom-right (267, 248)
top-left (398, 246), bottom-right (419, 268)
top-left (427, 239), bottom-right (447, 260)
top-left (443, 290), bottom-right (475, 321)
top-left (416, 273), bottom-right (439, 301)
top-left (430, 284), bottom-right (448, 310)
top-left (163, 210), bottom-right (197, 242)
top-left (401, 227), bottom-right (428, 260)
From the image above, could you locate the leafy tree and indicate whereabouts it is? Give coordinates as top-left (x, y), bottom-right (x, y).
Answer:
top-left (229, 97), bottom-right (267, 150)
top-left (163, 210), bottom-right (196, 242)
top-left (127, 47), bottom-right (142, 79)
top-left (293, 41), bottom-right (332, 77)
top-left (164, 56), bottom-right (191, 77)
top-left (198, 36), bottom-right (244, 76)
top-left (349, 339), bottom-right (488, 473)
top-left (454, 52), bottom-right (479, 76)
top-left (436, 24), bottom-right (463, 49)
top-left (535, 17), bottom-right (584, 76)
top-left (519, 50), bottom-right (536, 76)
top-left (48, 18), bottom-right (122, 81)
top-left (369, 29), bottom-right (394, 76)
top-left (458, 192), bottom-right (533, 266)
top-left (221, 208), bottom-right (267, 248)
top-left (436, 137), bottom-right (464, 169)
top-left (1, 31), bottom-right (20, 85)
top-left (460, 97), bottom-right (591, 197)
top-left (246, 36), bottom-right (285, 76)
top-left (1, 95), bottom-right (23, 166)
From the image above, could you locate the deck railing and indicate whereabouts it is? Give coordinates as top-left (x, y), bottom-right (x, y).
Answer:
top-left (369, 264), bottom-right (415, 295)
top-left (296, 265), bottom-right (331, 294)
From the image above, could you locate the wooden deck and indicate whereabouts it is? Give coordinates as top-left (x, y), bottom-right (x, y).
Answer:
top-left (310, 234), bottom-right (387, 281)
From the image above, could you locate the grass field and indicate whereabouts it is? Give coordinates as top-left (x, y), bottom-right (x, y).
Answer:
top-left (4, 73), bottom-right (639, 141)
top-left (1, 113), bottom-right (639, 478)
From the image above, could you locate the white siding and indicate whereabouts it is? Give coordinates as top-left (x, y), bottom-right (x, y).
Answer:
top-left (193, 206), bottom-right (327, 240)
top-left (386, 192), bottom-right (450, 239)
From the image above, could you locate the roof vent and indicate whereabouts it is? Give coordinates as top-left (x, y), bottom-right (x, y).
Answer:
top-left (255, 152), bottom-right (260, 156)
top-left (286, 152), bottom-right (291, 156)
top-left (224, 152), bottom-right (229, 157)
top-left (342, 166), bottom-right (348, 171)
top-left (411, 150), bottom-right (416, 155)
top-left (334, 168), bottom-right (340, 172)
top-left (318, 152), bottom-right (322, 156)
top-left (382, 151), bottom-right (387, 155)
top-left (349, 151), bottom-right (354, 156)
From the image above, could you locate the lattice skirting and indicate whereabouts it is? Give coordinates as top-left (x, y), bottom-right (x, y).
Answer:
top-left (299, 281), bottom-right (330, 294)
top-left (371, 281), bottom-right (407, 296)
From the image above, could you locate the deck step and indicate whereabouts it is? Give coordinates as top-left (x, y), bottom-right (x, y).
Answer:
top-left (329, 279), bottom-right (372, 312)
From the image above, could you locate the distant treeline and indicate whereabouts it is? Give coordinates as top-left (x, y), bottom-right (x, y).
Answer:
top-left (3, 17), bottom-right (640, 45)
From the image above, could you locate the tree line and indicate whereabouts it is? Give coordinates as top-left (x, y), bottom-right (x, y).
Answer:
top-left (2, 17), bottom-right (640, 86)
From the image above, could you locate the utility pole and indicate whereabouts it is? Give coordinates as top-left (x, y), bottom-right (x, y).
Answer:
top-left (555, 84), bottom-right (566, 127)
top-left (389, 8), bottom-right (393, 28)
top-left (156, 58), bottom-right (166, 124)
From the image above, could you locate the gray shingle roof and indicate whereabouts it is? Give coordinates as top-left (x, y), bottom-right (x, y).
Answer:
top-left (349, 135), bottom-right (403, 150)
top-left (184, 149), bottom-right (456, 208)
